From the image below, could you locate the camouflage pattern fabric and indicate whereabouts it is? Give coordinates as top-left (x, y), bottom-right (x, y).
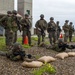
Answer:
top-left (69, 24), bottom-right (74, 42)
top-left (35, 19), bottom-right (47, 45)
top-left (21, 18), bottom-right (32, 45)
top-left (0, 15), bottom-right (14, 47)
top-left (63, 23), bottom-right (69, 42)
top-left (6, 42), bottom-right (25, 61)
top-left (47, 21), bottom-right (56, 45)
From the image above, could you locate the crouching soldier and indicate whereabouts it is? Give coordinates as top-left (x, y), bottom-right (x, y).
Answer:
top-left (6, 42), bottom-right (25, 61)
top-left (47, 38), bottom-right (75, 52)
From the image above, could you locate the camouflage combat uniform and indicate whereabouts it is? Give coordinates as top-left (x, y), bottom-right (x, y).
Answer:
top-left (11, 10), bottom-right (21, 43)
top-left (56, 21), bottom-right (61, 40)
top-left (35, 14), bottom-right (47, 45)
top-left (21, 14), bottom-right (32, 45)
top-left (0, 11), bottom-right (14, 47)
top-left (63, 20), bottom-right (69, 42)
top-left (47, 38), bottom-right (75, 52)
top-left (47, 17), bottom-right (56, 45)
top-left (6, 42), bottom-right (25, 61)
top-left (69, 22), bottom-right (74, 42)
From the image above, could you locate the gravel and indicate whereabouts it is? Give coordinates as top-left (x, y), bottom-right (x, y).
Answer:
top-left (0, 44), bottom-right (75, 75)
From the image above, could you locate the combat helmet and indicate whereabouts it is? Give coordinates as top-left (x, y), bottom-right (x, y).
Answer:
top-left (12, 10), bottom-right (17, 15)
top-left (40, 14), bottom-right (44, 18)
top-left (65, 20), bottom-right (69, 22)
top-left (57, 21), bottom-right (59, 23)
top-left (50, 17), bottom-right (54, 20)
top-left (7, 11), bottom-right (12, 14)
top-left (12, 42), bottom-right (23, 51)
top-left (70, 22), bottom-right (73, 24)
top-left (58, 38), bottom-right (66, 44)
top-left (25, 14), bottom-right (29, 17)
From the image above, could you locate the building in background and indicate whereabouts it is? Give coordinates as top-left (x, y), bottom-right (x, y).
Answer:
top-left (0, 0), bottom-right (14, 12)
top-left (18, 0), bottom-right (32, 17)
top-left (18, 0), bottom-right (34, 35)
top-left (0, 0), bottom-right (14, 35)
top-left (0, 0), bottom-right (34, 35)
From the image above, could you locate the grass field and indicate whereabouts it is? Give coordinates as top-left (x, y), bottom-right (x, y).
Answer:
top-left (0, 36), bottom-right (75, 51)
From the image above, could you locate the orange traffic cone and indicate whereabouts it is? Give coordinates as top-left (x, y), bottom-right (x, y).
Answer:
top-left (24, 36), bottom-right (28, 45)
top-left (59, 34), bottom-right (63, 38)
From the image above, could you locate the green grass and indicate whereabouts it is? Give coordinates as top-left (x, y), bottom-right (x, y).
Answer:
top-left (31, 37), bottom-right (38, 41)
top-left (0, 37), bottom-right (7, 51)
top-left (72, 37), bottom-right (75, 42)
top-left (17, 37), bottom-right (22, 43)
top-left (32, 63), bottom-right (56, 75)
top-left (0, 37), bottom-right (32, 51)
top-left (0, 36), bottom-right (75, 51)
top-left (22, 44), bottom-right (31, 48)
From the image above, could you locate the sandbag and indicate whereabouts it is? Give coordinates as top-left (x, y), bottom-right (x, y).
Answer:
top-left (68, 52), bottom-right (75, 57)
top-left (22, 61), bottom-right (43, 68)
top-left (38, 56), bottom-right (56, 63)
top-left (55, 52), bottom-right (68, 60)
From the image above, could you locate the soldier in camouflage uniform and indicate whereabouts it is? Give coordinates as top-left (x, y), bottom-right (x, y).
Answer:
top-left (69, 22), bottom-right (74, 42)
top-left (63, 20), bottom-right (69, 42)
top-left (0, 11), bottom-right (14, 47)
top-left (6, 42), bottom-right (25, 61)
top-left (21, 14), bottom-right (32, 45)
top-left (47, 17), bottom-right (56, 45)
top-left (56, 21), bottom-right (61, 40)
top-left (11, 10), bottom-right (21, 43)
top-left (35, 14), bottom-right (47, 45)
top-left (47, 38), bottom-right (75, 52)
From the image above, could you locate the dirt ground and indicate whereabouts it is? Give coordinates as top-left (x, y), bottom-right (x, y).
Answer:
top-left (0, 43), bottom-right (75, 75)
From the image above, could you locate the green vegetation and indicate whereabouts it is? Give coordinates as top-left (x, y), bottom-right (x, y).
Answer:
top-left (31, 37), bottom-right (38, 41)
top-left (0, 37), bottom-right (7, 52)
top-left (22, 44), bottom-right (31, 48)
top-left (72, 37), bottom-right (75, 42)
top-left (17, 37), bottom-right (22, 43)
top-left (0, 36), bottom-right (75, 51)
top-left (32, 63), bottom-right (56, 75)
top-left (0, 37), bottom-right (32, 51)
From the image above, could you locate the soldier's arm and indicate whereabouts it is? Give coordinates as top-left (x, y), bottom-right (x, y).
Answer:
top-left (35, 20), bottom-right (41, 31)
top-left (63, 25), bottom-right (67, 30)
top-left (0, 16), bottom-right (7, 26)
top-left (20, 19), bottom-right (25, 26)
top-left (59, 26), bottom-right (62, 32)
top-left (47, 22), bottom-right (50, 33)
top-left (44, 20), bottom-right (48, 29)
top-left (28, 19), bottom-right (32, 28)
top-left (35, 20), bottom-right (39, 28)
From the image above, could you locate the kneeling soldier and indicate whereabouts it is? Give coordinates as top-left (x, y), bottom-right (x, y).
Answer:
top-left (6, 42), bottom-right (25, 61)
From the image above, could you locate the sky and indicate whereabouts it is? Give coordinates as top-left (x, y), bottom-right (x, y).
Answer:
top-left (33, 0), bottom-right (75, 28)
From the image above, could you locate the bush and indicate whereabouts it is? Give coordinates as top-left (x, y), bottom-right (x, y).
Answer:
top-left (32, 63), bottom-right (56, 75)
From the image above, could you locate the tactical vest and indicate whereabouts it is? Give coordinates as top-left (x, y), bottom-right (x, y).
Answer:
top-left (47, 22), bottom-right (56, 32)
top-left (11, 16), bottom-right (18, 32)
top-left (63, 24), bottom-right (69, 32)
top-left (22, 19), bottom-right (31, 31)
top-left (38, 20), bottom-right (47, 30)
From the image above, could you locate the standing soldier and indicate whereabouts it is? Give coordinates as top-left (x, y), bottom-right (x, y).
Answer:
top-left (12, 10), bottom-right (21, 43)
top-left (47, 17), bottom-right (56, 45)
top-left (69, 22), bottom-right (74, 42)
top-left (0, 11), bottom-right (14, 48)
top-left (63, 20), bottom-right (69, 42)
top-left (35, 14), bottom-right (47, 46)
top-left (21, 14), bottom-right (32, 46)
top-left (56, 21), bottom-right (61, 40)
